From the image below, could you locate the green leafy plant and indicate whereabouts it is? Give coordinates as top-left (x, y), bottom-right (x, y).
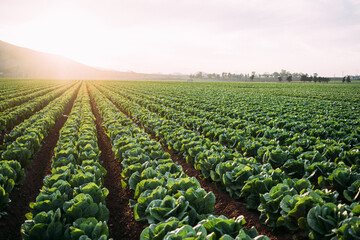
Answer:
top-left (307, 203), bottom-right (348, 239)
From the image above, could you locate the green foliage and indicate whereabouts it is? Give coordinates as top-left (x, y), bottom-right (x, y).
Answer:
top-left (240, 169), bottom-right (285, 209)
top-left (0, 160), bottom-right (24, 213)
top-left (93, 80), bottom-right (360, 240)
top-left (344, 180), bottom-right (360, 202)
top-left (263, 149), bottom-right (289, 169)
top-left (212, 159), bottom-right (257, 199)
top-left (258, 179), bottom-right (312, 227)
top-left (140, 218), bottom-right (187, 240)
top-left (140, 215), bottom-right (270, 240)
top-left (319, 167), bottom-right (360, 200)
top-left (277, 190), bottom-right (325, 233)
top-left (21, 83), bottom-right (110, 239)
top-left (307, 203), bottom-right (348, 239)
top-left (92, 84), bottom-right (269, 239)
top-left (335, 217), bottom-right (360, 240)
top-left (82, 80), bottom-right (360, 240)
top-left (64, 217), bottom-right (109, 240)
top-left (162, 224), bottom-right (207, 239)
top-left (144, 195), bottom-right (189, 224)
top-left (21, 209), bottom-right (65, 240)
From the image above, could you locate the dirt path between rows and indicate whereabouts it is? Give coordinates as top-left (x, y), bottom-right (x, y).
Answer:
top-left (0, 85), bottom-right (80, 240)
top-left (87, 84), bottom-right (145, 240)
top-left (0, 130), bottom-right (8, 148)
top-left (99, 89), bottom-right (292, 240)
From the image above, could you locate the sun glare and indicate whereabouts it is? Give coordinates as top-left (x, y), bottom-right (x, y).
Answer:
top-left (1, 0), bottom-right (359, 76)
top-left (17, 7), bottom-right (107, 64)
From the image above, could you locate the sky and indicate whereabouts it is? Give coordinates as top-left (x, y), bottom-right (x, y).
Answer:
top-left (1, 0), bottom-right (360, 76)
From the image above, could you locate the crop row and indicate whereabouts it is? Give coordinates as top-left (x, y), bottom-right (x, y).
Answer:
top-left (0, 79), bottom-right (48, 96)
top-left (96, 82), bottom-right (360, 239)
top-left (102, 83), bottom-right (360, 176)
top-left (90, 84), bottom-right (270, 240)
top-left (0, 83), bottom-right (57, 102)
top-left (110, 85), bottom-right (360, 186)
top-left (0, 83), bottom-right (67, 112)
top-left (116, 83), bottom-right (359, 143)
top-left (119, 82), bottom-right (359, 127)
top-left (115, 80), bottom-right (360, 106)
top-left (102, 84), bottom-right (359, 175)
top-left (230, 82), bottom-right (360, 102)
top-left (99, 84), bottom-right (360, 186)
top-left (21, 83), bottom-right (110, 239)
top-left (0, 83), bottom-right (80, 214)
top-left (0, 81), bottom-right (78, 132)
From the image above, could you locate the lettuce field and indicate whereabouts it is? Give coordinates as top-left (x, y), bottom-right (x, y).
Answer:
top-left (0, 79), bottom-right (359, 240)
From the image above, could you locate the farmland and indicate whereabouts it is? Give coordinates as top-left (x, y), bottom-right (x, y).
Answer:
top-left (0, 79), bottom-right (359, 240)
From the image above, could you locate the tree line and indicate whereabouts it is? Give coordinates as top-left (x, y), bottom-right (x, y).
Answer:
top-left (299, 74), bottom-right (330, 83)
top-left (189, 69), bottom-right (299, 80)
top-left (189, 70), bottom-right (332, 83)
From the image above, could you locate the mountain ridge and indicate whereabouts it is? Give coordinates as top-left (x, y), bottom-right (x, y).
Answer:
top-left (0, 40), bottom-right (186, 80)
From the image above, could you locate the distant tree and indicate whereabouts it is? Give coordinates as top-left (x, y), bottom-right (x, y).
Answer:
top-left (286, 75), bottom-right (292, 82)
top-left (280, 69), bottom-right (289, 78)
top-left (195, 72), bottom-right (203, 79)
top-left (300, 75), bottom-right (307, 82)
top-left (292, 72), bottom-right (302, 78)
top-left (300, 74), bottom-right (329, 83)
top-left (343, 76), bottom-right (346, 83)
top-left (314, 75), bottom-right (319, 82)
top-left (248, 71), bottom-right (255, 81)
top-left (273, 72), bottom-right (280, 78)
top-left (260, 72), bottom-right (269, 79)
top-left (346, 76), bottom-right (351, 83)
top-left (278, 76), bottom-right (283, 82)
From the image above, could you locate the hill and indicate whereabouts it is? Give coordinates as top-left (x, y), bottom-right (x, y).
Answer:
top-left (0, 40), bottom-right (186, 80)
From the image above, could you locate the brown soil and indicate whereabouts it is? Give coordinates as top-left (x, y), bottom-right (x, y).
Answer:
top-left (0, 85), bottom-right (80, 240)
top-left (87, 84), bottom-right (146, 240)
top-left (102, 93), bottom-right (292, 240)
top-left (0, 130), bottom-right (8, 148)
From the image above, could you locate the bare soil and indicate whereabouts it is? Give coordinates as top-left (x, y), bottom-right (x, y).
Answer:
top-left (0, 130), bottom-right (8, 148)
top-left (0, 85), bottom-right (80, 240)
top-left (103, 93), bottom-right (292, 240)
top-left (87, 84), bottom-right (146, 240)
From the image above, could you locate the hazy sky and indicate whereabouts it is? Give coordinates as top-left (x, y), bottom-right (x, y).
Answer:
top-left (1, 0), bottom-right (359, 76)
